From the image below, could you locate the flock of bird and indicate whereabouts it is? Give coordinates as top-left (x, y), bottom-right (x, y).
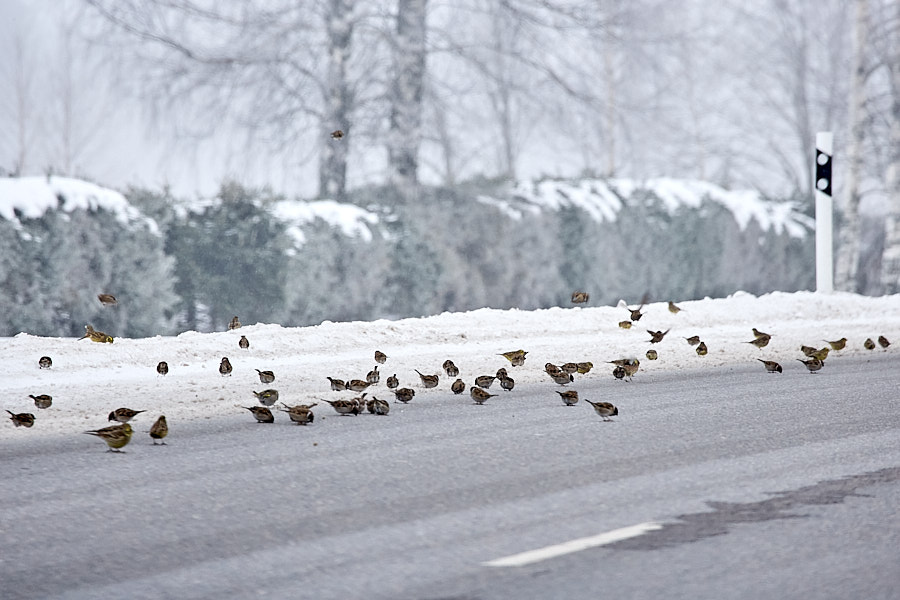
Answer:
top-left (5, 292), bottom-right (893, 451)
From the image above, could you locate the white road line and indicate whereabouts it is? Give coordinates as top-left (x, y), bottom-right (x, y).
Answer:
top-left (483, 521), bottom-right (663, 568)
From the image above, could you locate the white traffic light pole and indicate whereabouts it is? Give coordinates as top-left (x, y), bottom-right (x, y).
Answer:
top-left (815, 132), bottom-right (833, 293)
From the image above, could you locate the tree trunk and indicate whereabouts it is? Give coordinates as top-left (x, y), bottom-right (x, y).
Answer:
top-left (879, 28), bottom-right (900, 293)
top-left (388, 0), bottom-right (427, 201)
top-left (835, 0), bottom-right (868, 292)
top-left (318, 0), bottom-right (355, 200)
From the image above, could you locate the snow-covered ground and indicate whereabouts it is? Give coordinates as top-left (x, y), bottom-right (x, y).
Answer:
top-left (2, 291), bottom-right (897, 443)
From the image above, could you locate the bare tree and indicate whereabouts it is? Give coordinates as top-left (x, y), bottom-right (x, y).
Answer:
top-left (877, 0), bottom-right (900, 292)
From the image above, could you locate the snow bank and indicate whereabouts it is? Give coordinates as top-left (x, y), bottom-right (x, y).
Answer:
top-left (272, 199), bottom-right (380, 246)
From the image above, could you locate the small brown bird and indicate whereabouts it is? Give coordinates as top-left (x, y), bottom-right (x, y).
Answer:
top-left (331, 129), bottom-right (344, 140)
top-left (685, 335), bottom-right (701, 346)
top-left (612, 365), bottom-right (626, 381)
top-left (797, 357), bottom-right (824, 373)
top-left (38, 356), bottom-right (52, 369)
top-left (324, 398), bottom-right (360, 416)
top-left (571, 291), bottom-right (590, 304)
top-left (626, 294), bottom-right (649, 321)
top-left (696, 342), bottom-right (708, 356)
top-left (219, 357), bottom-right (233, 376)
top-left (474, 375), bottom-right (496, 388)
top-left (156, 361), bottom-right (169, 376)
top-left (645, 349), bottom-right (658, 360)
top-left (149, 415), bottom-right (168, 444)
top-left (443, 360), bottom-right (459, 378)
top-left (84, 423), bottom-right (132, 452)
top-left (256, 369), bottom-right (275, 384)
top-left (576, 362), bottom-right (593, 374)
top-left (253, 389), bottom-right (279, 407)
top-left (647, 329), bottom-right (670, 344)
top-left (7, 410), bottom-right (35, 428)
top-left (878, 335), bottom-right (891, 349)
top-left (585, 399), bottom-right (618, 421)
top-left (98, 294), bottom-right (118, 306)
top-left (752, 328), bottom-right (771, 339)
top-left (496, 367), bottom-right (508, 380)
top-left (347, 379), bottom-right (371, 392)
top-left (79, 325), bottom-right (114, 343)
top-left (757, 359), bottom-right (783, 373)
top-left (556, 390), bottom-right (579, 406)
top-left (279, 402), bottom-right (316, 425)
top-left (228, 316), bottom-right (241, 330)
top-left (810, 347), bottom-right (830, 362)
top-left (393, 388), bottom-right (416, 403)
top-left (561, 363), bottom-right (579, 374)
top-left (864, 338), bottom-right (876, 350)
top-left (29, 394), bottom-right (52, 409)
top-left (746, 335), bottom-right (771, 349)
top-left (499, 376), bottom-right (515, 391)
top-left (108, 407), bottom-right (146, 423)
top-left (545, 362), bottom-right (563, 375)
top-left (366, 366), bottom-right (380, 385)
top-left (470, 386), bottom-right (498, 405)
top-left (623, 360), bottom-right (640, 380)
top-left (415, 370), bottom-right (439, 388)
top-left (244, 406), bottom-right (274, 423)
top-left (370, 397), bottom-right (390, 416)
top-left (618, 321), bottom-right (632, 329)
top-left (451, 378), bottom-right (466, 394)
top-left (327, 377), bottom-right (347, 391)
top-left (550, 371), bottom-right (574, 385)
top-left (800, 345), bottom-right (818, 357)
top-left (499, 350), bottom-right (528, 366)
top-left (824, 337), bottom-right (847, 350)
top-left (374, 350), bottom-right (387, 364)
top-left (239, 335), bottom-right (250, 349)
top-left (668, 301), bottom-right (682, 314)
top-left (386, 374), bottom-right (399, 389)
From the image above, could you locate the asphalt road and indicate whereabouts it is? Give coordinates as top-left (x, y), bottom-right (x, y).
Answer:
top-left (2, 353), bottom-right (899, 600)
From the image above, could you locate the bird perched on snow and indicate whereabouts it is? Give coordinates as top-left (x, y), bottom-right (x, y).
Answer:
top-left (752, 328), bottom-right (771, 339)
top-left (545, 362), bottom-right (562, 376)
top-left (451, 378), bottom-right (466, 394)
top-left (366, 366), bottom-right (380, 385)
top-left (550, 371), bottom-right (574, 385)
top-left (324, 398), bottom-right (360, 416)
top-left (499, 376), bottom-right (515, 391)
top-left (824, 337), bottom-right (847, 350)
top-left (253, 389), bottom-right (279, 407)
top-left (38, 356), bottom-right (52, 369)
top-left (878, 335), bottom-right (891, 349)
top-left (645, 349), bottom-right (658, 360)
top-left (618, 321), bottom-right (632, 329)
top-left (108, 408), bottom-right (146, 423)
top-left (393, 387), bottom-right (416, 403)
top-left (499, 350), bottom-right (528, 366)
top-left (571, 291), bottom-right (589, 304)
top-left (475, 375), bottom-right (496, 388)
top-left (561, 363), bottom-right (579, 374)
top-left (623, 359), bottom-right (639, 380)
top-left (255, 369), bottom-right (275, 384)
top-left (279, 402), bottom-right (316, 425)
top-left (685, 335), bottom-right (701, 346)
top-left (585, 399), bottom-right (618, 421)
top-left (612, 365), bottom-right (626, 381)
top-left (156, 361), bottom-right (169, 376)
top-left (576, 362), bottom-right (593, 374)
top-left (864, 338), bottom-right (876, 350)
top-left (79, 325), bottom-right (114, 343)
top-left (29, 394), bottom-right (52, 409)
top-left (800, 345), bottom-right (818, 357)
top-left (331, 129), bottom-right (344, 140)
top-left (244, 406), bottom-right (274, 423)
top-left (98, 294), bottom-right (118, 306)
top-left (149, 415), bottom-right (168, 444)
top-left (495, 367), bottom-right (508, 380)
top-left (228, 316), bottom-right (241, 330)
top-left (239, 335), bottom-right (250, 349)
top-left (746, 335), bottom-right (771, 349)
top-left (347, 379), bottom-right (371, 392)
top-left (556, 390), bottom-right (579, 406)
top-left (327, 377), bottom-right (347, 391)
top-left (415, 370), bottom-right (439, 388)
top-left (7, 410), bottom-right (35, 427)
top-left (810, 347), bottom-right (830, 362)
top-left (757, 359), bottom-right (783, 373)
top-left (696, 342), bottom-right (708, 356)
top-left (442, 360), bottom-right (459, 378)
top-left (470, 386), bottom-right (498, 405)
top-left (370, 397), bottom-right (390, 415)
top-left (84, 423), bottom-right (132, 452)
top-left (374, 350), bottom-right (387, 364)
top-left (386, 374), bottom-right (399, 389)
top-left (647, 329), bottom-right (670, 344)
top-left (219, 357), bottom-right (233, 376)
top-left (668, 301), bottom-right (682, 314)
top-left (797, 357), bottom-right (824, 373)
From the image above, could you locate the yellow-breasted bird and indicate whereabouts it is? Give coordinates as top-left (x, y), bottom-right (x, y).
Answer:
top-left (244, 406), bottom-right (274, 423)
top-left (386, 374), bottom-right (399, 389)
top-left (38, 356), bottom-right (52, 369)
top-left (374, 350), bottom-right (387, 364)
top-left (85, 423), bottom-right (132, 452)
top-left (366, 366), bottom-right (380, 385)
top-left (571, 291), bottom-right (589, 304)
top-left (256, 369), bottom-right (275, 384)
top-left (393, 388), bottom-right (416, 403)
top-left (108, 407), bottom-right (146, 423)
top-left (556, 390), bottom-right (579, 406)
top-left (864, 338), bottom-right (876, 350)
top-left (757, 359), bottom-right (783, 373)
top-left (499, 350), bottom-right (528, 366)
top-left (279, 402), bottom-right (316, 425)
top-left (668, 301), bottom-right (682, 314)
top-left (415, 370), bottom-right (439, 388)
top-left (228, 316), bottom-right (241, 330)
top-left (470, 386), bottom-right (498, 405)
top-left (647, 329), bottom-right (670, 344)
top-left (253, 389), bottom-right (279, 407)
top-left (810, 347), bottom-right (830, 362)
top-left (219, 357), bottom-right (233, 376)
top-left (585, 399), bottom-right (618, 421)
top-left (239, 335), bottom-right (250, 349)
top-left (451, 378), bottom-right (466, 394)
top-left (149, 415), bottom-right (168, 444)
top-left (156, 361), bottom-right (169, 376)
top-left (797, 357), bottom-right (824, 373)
top-left (327, 377), bottom-right (347, 391)
top-left (685, 335), bottom-right (701, 346)
top-left (646, 349), bottom-right (658, 360)
top-left (696, 342), bottom-right (708, 356)
top-left (79, 325), bottom-right (113, 343)
top-left (878, 335), bottom-right (891, 349)
top-left (7, 410), bottom-right (35, 427)
top-left (824, 337), bottom-right (847, 350)
top-left (576, 362), bottom-right (593, 374)
top-left (29, 394), bottom-right (52, 409)
top-left (98, 294), bottom-right (118, 306)
top-left (746, 335), bottom-right (771, 349)
top-left (443, 360), bottom-right (459, 378)
top-left (618, 320), bottom-right (632, 329)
